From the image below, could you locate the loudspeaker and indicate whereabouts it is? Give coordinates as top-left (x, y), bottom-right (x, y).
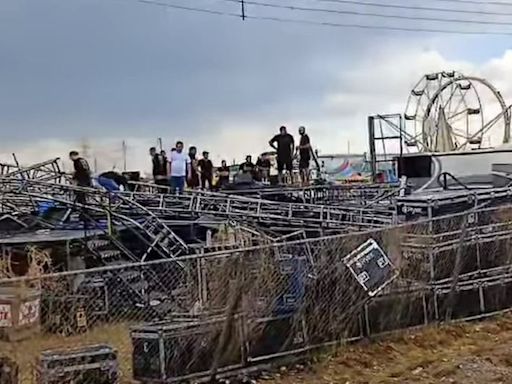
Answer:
top-left (131, 316), bottom-right (244, 382)
top-left (247, 314), bottom-right (306, 360)
top-left (436, 286), bottom-right (482, 321)
top-left (36, 345), bottom-right (118, 384)
top-left (365, 291), bottom-right (433, 335)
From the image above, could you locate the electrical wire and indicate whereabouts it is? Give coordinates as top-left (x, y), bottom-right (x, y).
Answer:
top-left (222, 0), bottom-right (512, 27)
top-left (426, 0), bottom-right (512, 6)
top-left (246, 13), bottom-right (512, 35)
top-left (124, 0), bottom-right (239, 17)
top-left (119, 0), bottom-right (512, 36)
top-left (310, 0), bottom-right (512, 17)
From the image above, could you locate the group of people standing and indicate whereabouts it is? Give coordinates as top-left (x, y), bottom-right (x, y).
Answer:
top-left (151, 125), bottom-right (313, 194)
top-left (236, 126), bottom-right (312, 185)
top-left (150, 143), bottom-right (231, 194)
top-left (269, 125), bottom-right (312, 185)
top-left (67, 125), bottom-right (313, 198)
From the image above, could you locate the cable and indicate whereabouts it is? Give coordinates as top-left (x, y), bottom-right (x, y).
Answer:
top-left (310, 0), bottom-right (512, 17)
top-left (427, 0), bottom-right (512, 6)
top-left (123, 0), bottom-right (240, 17)
top-left (118, 0), bottom-right (512, 36)
top-left (222, 0), bottom-right (512, 27)
top-left (246, 13), bottom-right (512, 35)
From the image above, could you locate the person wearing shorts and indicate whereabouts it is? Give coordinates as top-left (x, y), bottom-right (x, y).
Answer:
top-left (269, 126), bottom-right (295, 184)
top-left (297, 126), bottom-right (311, 185)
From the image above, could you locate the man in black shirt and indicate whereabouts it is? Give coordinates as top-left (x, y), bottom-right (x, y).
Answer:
top-left (70, 151), bottom-right (92, 187)
top-left (69, 150), bottom-right (91, 206)
top-left (297, 126), bottom-right (312, 185)
top-left (161, 150), bottom-right (168, 168)
top-left (256, 154), bottom-right (271, 183)
top-left (239, 155), bottom-right (255, 176)
top-left (269, 126), bottom-right (294, 184)
top-left (188, 146), bottom-right (200, 189)
top-left (149, 147), bottom-right (168, 187)
top-left (217, 160), bottom-right (230, 188)
top-left (198, 151), bottom-right (214, 190)
top-left (97, 171), bottom-right (129, 192)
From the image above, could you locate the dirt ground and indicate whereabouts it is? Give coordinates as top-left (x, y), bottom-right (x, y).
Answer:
top-left (265, 315), bottom-right (512, 384)
top-left (5, 315), bottom-right (512, 383)
top-left (0, 322), bottom-right (133, 383)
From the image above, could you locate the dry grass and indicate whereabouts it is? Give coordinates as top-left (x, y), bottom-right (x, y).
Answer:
top-left (265, 315), bottom-right (512, 384)
top-left (3, 312), bottom-right (512, 383)
top-left (0, 322), bottom-right (133, 383)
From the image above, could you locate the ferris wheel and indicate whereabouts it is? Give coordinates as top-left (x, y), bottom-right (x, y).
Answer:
top-left (403, 71), bottom-right (511, 152)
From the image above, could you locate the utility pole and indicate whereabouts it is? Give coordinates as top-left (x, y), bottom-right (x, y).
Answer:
top-left (240, 0), bottom-right (246, 20)
top-left (122, 140), bottom-right (127, 171)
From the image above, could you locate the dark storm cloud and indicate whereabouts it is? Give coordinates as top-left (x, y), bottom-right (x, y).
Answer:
top-left (2, 0), bottom-right (506, 146)
top-left (0, 0), bottom-right (392, 141)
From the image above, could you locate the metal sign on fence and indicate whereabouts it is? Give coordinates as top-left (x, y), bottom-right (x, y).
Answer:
top-left (343, 238), bottom-right (398, 296)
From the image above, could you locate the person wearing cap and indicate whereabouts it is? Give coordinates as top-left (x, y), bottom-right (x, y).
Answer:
top-left (297, 126), bottom-right (312, 185)
top-left (198, 151), bottom-right (214, 190)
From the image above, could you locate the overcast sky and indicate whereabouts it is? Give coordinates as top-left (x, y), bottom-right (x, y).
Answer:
top-left (1, 0), bottom-right (512, 173)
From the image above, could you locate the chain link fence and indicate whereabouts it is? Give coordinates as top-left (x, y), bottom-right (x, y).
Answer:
top-left (2, 204), bottom-right (512, 383)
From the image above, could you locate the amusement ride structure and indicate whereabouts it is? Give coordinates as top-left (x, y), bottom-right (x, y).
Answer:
top-left (404, 71), bottom-right (511, 152)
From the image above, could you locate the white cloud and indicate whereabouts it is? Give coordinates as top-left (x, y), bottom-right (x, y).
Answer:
top-left (319, 48), bottom-right (512, 153)
top-left (3, 48), bottom-right (512, 172)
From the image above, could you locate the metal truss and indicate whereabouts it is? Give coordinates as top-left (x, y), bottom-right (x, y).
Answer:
top-left (0, 179), bottom-right (189, 263)
top-left (0, 181), bottom-right (396, 233)
top-left (223, 183), bottom-right (401, 206)
top-left (129, 190), bottom-right (395, 230)
top-left (0, 157), bottom-right (67, 184)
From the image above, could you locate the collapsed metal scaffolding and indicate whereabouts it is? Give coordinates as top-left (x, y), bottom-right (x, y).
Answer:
top-left (0, 179), bottom-right (396, 232)
top-left (2, 204), bottom-right (512, 383)
top-left (0, 158), bottom-right (66, 184)
top-left (3, 160), bottom-right (512, 383)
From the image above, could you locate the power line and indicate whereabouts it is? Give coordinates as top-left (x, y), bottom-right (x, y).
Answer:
top-left (124, 0), bottom-right (239, 17)
top-left (246, 13), bottom-right (512, 35)
top-left (119, 0), bottom-right (512, 36)
top-left (427, 0), bottom-right (512, 6)
top-left (310, 0), bottom-right (512, 17)
top-left (223, 0), bottom-right (512, 26)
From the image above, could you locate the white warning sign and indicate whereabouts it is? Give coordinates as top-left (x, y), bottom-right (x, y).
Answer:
top-left (0, 304), bottom-right (12, 327)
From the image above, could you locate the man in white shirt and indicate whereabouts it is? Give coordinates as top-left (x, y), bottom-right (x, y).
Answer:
top-left (168, 141), bottom-right (191, 194)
